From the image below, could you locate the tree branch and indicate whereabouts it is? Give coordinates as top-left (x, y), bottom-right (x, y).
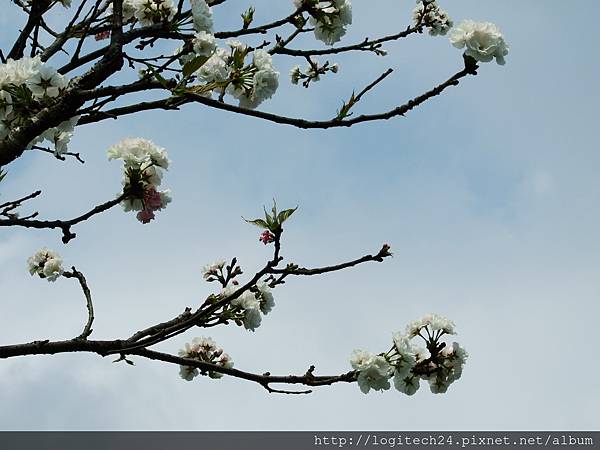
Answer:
top-left (79, 59), bottom-right (478, 129)
top-left (0, 194), bottom-right (127, 243)
top-left (63, 267), bottom-right (95, 339)
top-left (272, 24), bottom-right (423, 57)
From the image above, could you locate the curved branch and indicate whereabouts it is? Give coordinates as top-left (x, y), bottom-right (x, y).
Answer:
top-left (0, 194), bottom-right (126, 243)
top-left (63, 267), bottom-right (95, 339)
top-left (79, 59), bottom-right (478, 129)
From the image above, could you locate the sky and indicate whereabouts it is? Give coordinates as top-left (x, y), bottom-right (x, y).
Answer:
top-left (1, 0), bottom-right (599, 430)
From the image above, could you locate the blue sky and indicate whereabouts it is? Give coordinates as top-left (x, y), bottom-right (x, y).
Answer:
top-left (1, 0), bottom-right (599, 430)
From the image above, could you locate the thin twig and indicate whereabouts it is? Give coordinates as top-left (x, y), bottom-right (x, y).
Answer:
top-left (63, 267), bottom-right (95, 339)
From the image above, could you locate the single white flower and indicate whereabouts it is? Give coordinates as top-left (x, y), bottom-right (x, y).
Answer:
top-left (190, 0), bottom-right (213, 33)
top-left (290, 65), bottom-right (301, 85)
top-left (26, 65), bottom-right (67, 98)
top-left (0, 56), bottom-right (42, 87)
top-left (196, 50), bottom-right (229, 83)
top-left (252, 50), bottom-right (274, 71)
top-left (394, 373), bottom-right (420, 395)
top-left (256, 281), bottom-right (275, 315)
top-left (226, 39), bottom-right (247, 53)
top-left (449, 20), bottom-right (509, 65)
top-left (356, 355), bottom-right (392, 394)
top-left (391, 332), bottom-right (416, 377)
top-left (192, 31), bottom-right (217, 57)
top-left (349, 349), bottom-right (375, 371)
top-left (179, 365), bottom-right (199, 381)
top-left (27, 248), bottom-right (64, 282)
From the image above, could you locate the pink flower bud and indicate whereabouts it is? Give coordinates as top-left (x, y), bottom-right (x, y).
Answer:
top-left (136, 208), bottom-right (155, 224)
top-left (144, 186), bottom-right (163, 210)
top-left (259, 230), bottom-right (276, 244)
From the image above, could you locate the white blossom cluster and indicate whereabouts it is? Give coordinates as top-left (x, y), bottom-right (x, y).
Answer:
top-left (107, 138), bottom-right (172, 224)
top-left (178, 337), bottom-right (234, 381)
top-left (294, 0), bottom-right (353, 46)
top-left (109, 0), bottom-right (176, 26)
top-left (413, 0), bottom-right (453, 36)
top-left (178, 37), bottom-right (280, 109)
top-left (222, 281), bottom-right (275, 331)
top-left (27, 249), bottom-right (64, 282)
top-left (202, 259), bottom-right (226, 280)
top-left (0, 56), bottom-right (77, 156)
top-left (449, 20), bottom-right (509, 65)
top-left (405, 313), bottom-right (455, 337)
top-left (408, 2), bottom-right (509, 65)
top-left (227, 49), bottom-right (279, 109)
top-left (349, 314), bottom-right (468, 395)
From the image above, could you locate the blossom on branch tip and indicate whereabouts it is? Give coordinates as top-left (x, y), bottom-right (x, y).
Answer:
top-left (449, 20), bottom-right (509, 65)
top-left (27, 249), bottom-right (64, 282)
top-left (413, 0), bottom-right (453, 36)
top-left (350, 314), bottom-right (466, 395)
top-left (202, 259), bottom-right (226, 280)
top-left (107, 138), bottom-right (172, 223)
top-left (405, 313), bottom-right (455, 338)
top-left (26, 65), bottom-right (67, 99)
top-left (178, 336), bottom-right (233, 381)
top-left (304, 0), bottom-right (353, 46)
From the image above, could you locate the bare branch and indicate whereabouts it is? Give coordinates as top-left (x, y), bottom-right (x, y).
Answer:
top-left (272, 24), bottom-right (423, 57)
top-left (0, 190), bottom-right (42, 216)
top-left (0, 194), bottom-right (127, 243)
top-left (63, 267), bottom-right (95, 339)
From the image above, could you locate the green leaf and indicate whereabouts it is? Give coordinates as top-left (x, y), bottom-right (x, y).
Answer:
top-left (182, 55), bottom-right (210, 79)
top-left (244, 218), bottom-right (270, 229)
top-left (270, 199), bottom-right (278, 217)
top-left (277, 206), bottom-right (298, 224)
top-left (0, 170), bottom-right (6, 183)
top-left (263, 205), bottom-right (275, 229)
